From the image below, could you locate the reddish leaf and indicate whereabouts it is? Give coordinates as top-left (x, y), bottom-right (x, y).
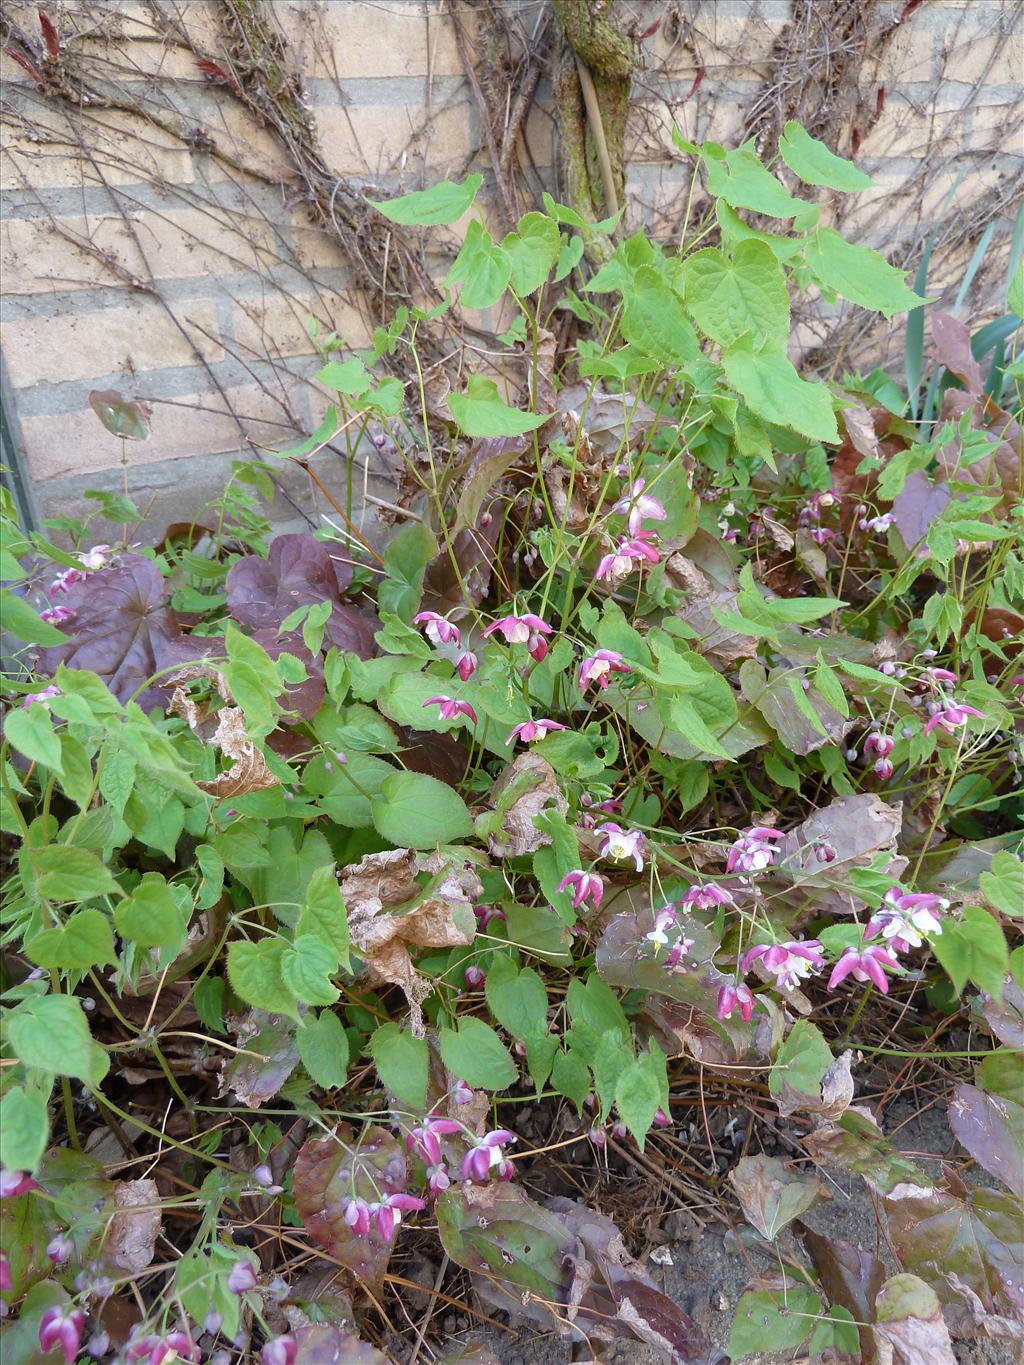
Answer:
top-left (547, 1198), bottom-right (719, 1362)
top-left (873, 1273), bottom-right (957, 1365)
top-left (88, 389), bottom-right (152, 441)
top-left (883, 1175), bottom-right (1024, 1321)
top-left (37, 10), bottom-right (60, 58)
top-left (293, 1124), bottom-right (407, 1291)
top-left (891, 469), bottom-right (950, 549)
top-left (931, 313), bottom-right (984, 396)
top-left (798, 1223), bottom-right (884, 1359)
top-left (35, 554), bottom-right (216, 709)
top-left (948, 1082), bottom-right (1024, 1198)
top-left (983, 976), bottom-right (1024, 1048)
top-left (4, 46), bottom-right (46, 88)
top-left (293, 1327), bottom-right (388, 1364)
top-left (226, 533), bottom-right (375, 657)
top-left (802, 1109), bottom-right (933, 1197)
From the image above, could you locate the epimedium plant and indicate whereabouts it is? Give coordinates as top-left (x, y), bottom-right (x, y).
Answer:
top-left (1, 122), bottom-right (1022, 1365)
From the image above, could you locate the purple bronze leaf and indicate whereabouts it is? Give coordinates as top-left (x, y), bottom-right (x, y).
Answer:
top-left (293, 1326), bottom-right (388, 1365)
top-left (948, 1082), bottom-right (1024, 1199)
top-left (88, 389), bottom-right (152, 441)
top-left (293, 1124), bottom-right (407, 1292)
top-left (227, 533), bottom-right (375, 658)
top-left (35, 554), bottom-right (216, 710)
top-left (250, 630), bottom-right (325, 720)
top-left (930, 313), bottom-right (984, 396)
top-left (891, 469), bottom-right (950, 550)
top-left (798, 1223), bottom-right (885, 1359)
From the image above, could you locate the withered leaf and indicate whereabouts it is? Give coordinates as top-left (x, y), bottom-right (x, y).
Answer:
top-left (218, 1010), bottom-right (300, 1107)
top-left (107, 1179), bottom-right (160, 1274)
top-left (484, 751), bottom-right (567, 858)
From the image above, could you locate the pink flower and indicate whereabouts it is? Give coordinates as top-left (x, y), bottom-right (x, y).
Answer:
top-left (342, 1196), bottom-right (372, 1238)
top-left (40, 604), bottom-right (74, 625)
top-left (451, 1078), bottom-right (474, 1105)
top-left (577, 649), bottom-right (630, 692)
top-left (426, 1163), bottom-right (450, 1196)
top-left (47, 567), bottom-right (86, 597)
top-left (262, 1336), bottom-right (297, 1365)
top-left (1011, 673), bottom-right (1024, 703)
top-left (652, 1107), bottom-right (672, 1128)
top-left (0, 1169), bottom-right (39, 1198)
top-left (595, 531), bottom-right (661, 581)
top-left (928, 667), bottom-right (958, 686)
top-left (859, 513), bottom-right (893, 533)
top-left (473, 903), bottom-right (505, 928)
top-left (828, 945), bottom-right (901, 993)
top-left (726, 826), bottom-right (785, 874)
top-left (507, 718), bottom-right (567, 744)
top-left (407, 1118), bottom-right (463, 1168)
top-left (527, 630), bottom-right (548, 663)
top-left (611, 478), bottom-right (667, 536)
top-left (923, 702), bottom-right (984, 735)
top-left (47, 1234), bottom-right (74, 1266)
top-left (741, 940), bottom-right (825, 991)
top-left (370, 1192), bottom-right (426, 1242)
top-left (78, 545), bottom-right (111, 572)
top-left (680, 883), bottom-right (733, 911)
top-left (461, 1130), bottom-right (517, 1183)
top-left (39, 1308), bottom-right (86, 1365)
top-left (227, 1259), bottom-right (258, 1294)
top-left (716, 982), bottom-right (755, 1022)
top-left (873, 758), bottom-right (895, 781)
top-left (645, 907), bottom-right (678, 948)
top-left (863, 733), bottom-right (894, 760)
top-left (866, 888), bottom-right (947, 952)
top-left (556, 870), bottom-right (603, 910)
top-left (423, 695), bottom-right (477, 724)
top-left (23, 684), bottom-right (60, 709)
top-left (455, 650), bottom-right (477, 681)
top-left (483, 614), bottom-right (552, 647)
top-left (413, 611), bottom-right (461, 647)
top-left (0, 1250), bottom-right (11, 1294)
top-left (664, 933), bottom-right (694, 968)
top-left (596, 822), bottom-right (645, 871)
top-left (463, 965), bottom-right (485, 989)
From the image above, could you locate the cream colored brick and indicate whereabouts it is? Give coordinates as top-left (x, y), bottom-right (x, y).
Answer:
top-left (674, 11), bottom-right (790, 74)
top-left (313, 101), bottom-right (473, 178)
top-left (970, 100), bottom-right (1024, 153)
top-left (859, 105), bottom-right (966, 159)
top-left (276, 0), bottom-right (462, 80)
top-left (202, 104), bottom-right (299, 185)
top-left (1, 216), bottom-right (125, 296)
top-left (3, 299), bottom-right (223, 388)
top-left (873, 18), bottom-right (938, 83)
top-left (232, 291), bottom-right (371, 358)
top-left (99, 206), bottom-right (280, 282)
top-left (24, 383), bottom-right (293, 482)
top-left (2, 107), bottom-right (194, 191)
top-left (941, 28), bottom-right (1022, 85)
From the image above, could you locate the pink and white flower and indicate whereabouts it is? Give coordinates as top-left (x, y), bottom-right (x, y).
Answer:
top-left (40, 604), bottom-right (74, 625)
top-left (227, 1259), bottom-right (258, 1294)
top-left (461, 1129), bottom-right (516, 1183)
top-left (451, 1078), bottom-right (474, 1106)
top-left (23, 684), bottom-right (60, 709)
top-left (455, 650), bottom-right (477, 682)
top-left (866, 888), bottom-right (946, 952)
top-left (726, 826), bottom-right (785, 874)
top-left (646, 907), bottom-right (678, 948)
top-left (557, 870), bottom-right (603, 910)
top-left (483, 614), bottom-right (552, 648)
top-left (827, 945), bottom-right (901, 993)
top-left (863, 733), bottom-right (894, 760)
top-left (463, 965), bottom-right (485, 989)
top-left (369, 1192), bottom-right (426, 1242)
top-left (507, 718), bottom-right (567, 744)
top-left (716, 981), bottom-right (755, 1022)
top-left (577, 649), bottom-right (630, 692)
top-left (596, 532), bottom-right (661, 581)
top-left (595, 822), bottom-right (645, 871)
top-left (741, 939), bottom-right (825, 991)
top-left (0, 1170), bottom-right (39, 1198)
top-left (927, 667), bottom-right (958, 687)
top-left (78, 545), bottom-right (112, 573)
top-left (47, 567), bottom-right (86, 597)
top-left (46, 1235), bottom-right (74, 1267)
top-left (342, 1196), bottom-right (372, 1238)
top-left (425, 1163), bottom-right (451, 1196)
top-left (407, 1117), bottom-right (463, 1168)
top-left (611, 478), bottom-right (667, 536)
top-left (423, 695), bottom-right (477, 724)
top-left (923, 702), bottom-right (984, 736)
top-left (40, 1309), bottom-right (86, 1365)
top-left (413, 611), bottom-right (461, 647)
top-left (680, 882), bottom-right (733, 912)
top-left (262, 1337), bottom-right (297, 1365)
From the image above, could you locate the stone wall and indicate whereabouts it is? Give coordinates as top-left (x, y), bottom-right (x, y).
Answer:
top-left (1, 0), bottom-right (1021, 535)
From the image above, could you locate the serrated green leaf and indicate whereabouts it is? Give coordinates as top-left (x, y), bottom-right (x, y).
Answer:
top-left (25, 908), bottom-right (116, 970)
top-left (931, 906), bottom-right (1009, 999)
top-left (484, 956), bottom-right (549, 1041)
top-left (805, 229), bottom-right (928, 318)
top-left (297, 1010), bottom-right (349, 1089)
top-left (226, 940), bottom-right (301, 1022)
top-left (706, 147), bottom-right (805, 218)
top-left (4, 704), bottom-right (62, 772)
top-left (503, 212), bottom-right (560, 295)
top-left (31, 845), bottom-right (121, 903)
top-left (729, 1284), bottom-right (820, 1359)
top-left (684, 240), bottom-right (790, 350)
top-left (6, 995), bottom-right (108, 1083)
top-left (297, 864), bottom-right (350, 971)
top-left (621, 266), bottom-right (701, 365)
top-left (723, 339), bottom-right (839, 443)
top-left (0, 1085), bottom-right (49, 1173)
top-left (114, 873), bottom-right (187, 950)
top-left (769, 1020), bottom-right (832, 1101)
top-left (779, 121), bottom-right (873, 190)
top-left (439, 1016), bottom-right (517, 1090)
top-left (614, 1051), bottom-right (662, 1150)
top-left (281, 935), bottom-right (340, 1006)
top-left (0, 589), bottom-right (68, 645)
top-left (370, 1022), bottom-right (429, 1109)
top-left (371, 770), bottom-right (473, 848)
top-left (446, 375), bottom-right (548, 438)
top-left (367, 173), bottom-right (482, 226)
top-left (980, 852), bottom-right (1024, 919)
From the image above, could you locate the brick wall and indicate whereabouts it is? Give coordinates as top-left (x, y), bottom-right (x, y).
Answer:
top-left (1, 0), bottom-right (1021, 536)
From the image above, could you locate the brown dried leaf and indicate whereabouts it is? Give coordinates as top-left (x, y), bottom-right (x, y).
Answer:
top-left (293, 1327), bottom-right (388, 1365)
top-left (729, 1156), bottom-right (826, 1240)
top-left (776, 793), bottom-right (906, 889)
top-left (930, 313), bottom-right (984, 396)
top-left (170, 667), bottom-right (280, 797)
top-left (107, 1179), bottom-right (160, 1274)
top-left (873, 1273), bottom-right (957, 1365)
top-left (342, 849), bottom-right (481, 1035)
top-left (485, 751), bottom-right (567, 857)
top-left (842, 403), bottom-right (882, 460)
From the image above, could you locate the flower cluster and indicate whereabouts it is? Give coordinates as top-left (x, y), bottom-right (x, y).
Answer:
top-left (483, 613), bottom-right (551, 661)
top-left (341, 1191), bottom-right (426, 1242)
top-left (46, 544), bottom-right (113, 599)
top-left (863, 731), bottom-right (895, 781)
top-left (726, 826), bottom-right (784, 874)
top-left (645, 906), bottom-right (694, 968)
